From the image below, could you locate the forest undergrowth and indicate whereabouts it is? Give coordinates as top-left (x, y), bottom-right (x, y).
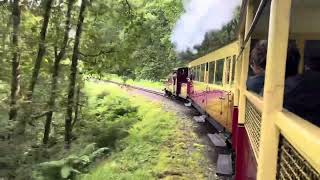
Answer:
top-left (0, 81), bottom-right (206, 179)
top-left (81, 82), bottom-right (206, 180)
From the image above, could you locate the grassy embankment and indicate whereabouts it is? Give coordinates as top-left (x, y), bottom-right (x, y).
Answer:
top-left (81, 81), bottom-right (206, 180)
top-left (103, 74), bottom-right (165, 91)
top-left (0, 80), bottom-right (206, 179)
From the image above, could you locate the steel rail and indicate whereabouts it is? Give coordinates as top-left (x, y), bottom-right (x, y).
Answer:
top-left (101, 79), bottom-right (164, 96)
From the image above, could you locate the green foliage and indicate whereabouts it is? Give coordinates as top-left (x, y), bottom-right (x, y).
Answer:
top-left (104, 74), bottom-right (165, 91)
top-left (80, 83), bottom-right (139, 148)
top-left (1, 0), bottom-right (186, 179)
top-left (33, 144), bottom-right (110, 180)
top-left (80, 83), bottom-right (206, 180)
top-left (82, 0), bottom-right (185, 80)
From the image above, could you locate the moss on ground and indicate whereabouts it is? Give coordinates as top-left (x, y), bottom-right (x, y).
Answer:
top-left (81, 81), bottom-right (206, 180)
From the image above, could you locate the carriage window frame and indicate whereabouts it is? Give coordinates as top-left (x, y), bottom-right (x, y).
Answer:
top-left (191, 67), bottom-right (195, 81)
top-left (190, 67), bottom-right (195, 80)
top-left (195, 65), bottom-right (200, 81)
top-left (215, 59), bottom-right (224, 85)
top-left (231, 55), bottom-right (236, 83)
top-left (225, 57), bottom-right (231, 85)
top-left (208, 61), bottom-right (215, 84)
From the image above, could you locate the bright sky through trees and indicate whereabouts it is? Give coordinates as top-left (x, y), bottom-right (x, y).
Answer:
top-left (171, 0), bottom-right (241, 51)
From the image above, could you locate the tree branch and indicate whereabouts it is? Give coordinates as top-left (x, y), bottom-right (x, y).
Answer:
top-left (0, 0), bottom-right (8, 7)
top-left (124, 0), bottom-right (134, 22)
top-left (31, 111), bottom-right (50, 120)
top-left (54, 46), bottom-right (58, 59)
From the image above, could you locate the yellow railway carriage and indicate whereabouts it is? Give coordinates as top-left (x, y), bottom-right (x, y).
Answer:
top-left (188, 41), bottom-right (239, 133)
top-left (166, 0), bottom-right (320, 179)
top-left (236, 0), bottom-right (320, 179)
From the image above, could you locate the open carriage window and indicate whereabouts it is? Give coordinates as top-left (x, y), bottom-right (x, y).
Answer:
top-left (215, 59), bottom-right (224, 85)
top-left (208, 61), bottom-right (215, 84)
top-left (280, 0), bottom-right (320, 127)
top-left (245, 0), bottom-right (271, 96)
top-left (283, 40), bottom-right (320, 127)
top-left (200, 64), bottom-right (205, 82)
top-left (194, 65), bottom-right (199, 81)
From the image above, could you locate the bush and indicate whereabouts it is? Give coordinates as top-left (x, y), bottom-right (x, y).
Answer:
top-left (78, 87), bottom-right (139, 148)
top-left (32, 144), bottom-right (110, 180)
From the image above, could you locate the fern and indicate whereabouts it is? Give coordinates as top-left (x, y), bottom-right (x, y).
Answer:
top-left (33, 145), bottom-right (110, 180)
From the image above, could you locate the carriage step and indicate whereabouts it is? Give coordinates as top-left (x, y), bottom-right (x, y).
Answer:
top-left (207, 133), bottom-right (226, 147)
top-left (184, 102), bottom-right (192, 107)
top-left (216, 154), bottom-right (233, 176)
top-left (193, 115), bottom-right (206, 123)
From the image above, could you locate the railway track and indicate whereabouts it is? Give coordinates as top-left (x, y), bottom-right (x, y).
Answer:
top-left (99, 79), bottom-right (234, 177)
top-left (101, 79), bottom-right (165, 96)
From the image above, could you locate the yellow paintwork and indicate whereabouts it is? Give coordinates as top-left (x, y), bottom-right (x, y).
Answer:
top-left (210, 92), bottom-right (234, 132)
top-left (189, 42), bottom-right (238, 132)
top-left (189, 41), bottom-right (239, 67)
top-left (238, 0), bottom-right (320, 179)
top-left (275, 111), bottom-right (320, 172)
top-left (192, 81), bottom-right (207, 91)
top-left (258, 0), bottom-right (292, 179)
top-left (186, 1), bottom-right (320, 178)
top-left (238, 0), bottom-right (253, 125)
top-left (245, 90), bottom-right (263, 112)
top-left (180, 83), bottom-right (188, 99)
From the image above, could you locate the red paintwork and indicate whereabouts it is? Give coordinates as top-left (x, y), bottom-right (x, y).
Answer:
top-left (189, 82), bottom-right (207, 109)
top-left (232, 107), bottom-right (239, 150)
top-left (235, 126), bottom-right (257, 180)
top-left (166, 69), bottom-right (257, 179)
top-left (187, 81), bottom-right (191, 95)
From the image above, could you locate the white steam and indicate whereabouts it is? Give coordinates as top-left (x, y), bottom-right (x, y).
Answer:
top-left (171, 0), bottom-right (241, 52)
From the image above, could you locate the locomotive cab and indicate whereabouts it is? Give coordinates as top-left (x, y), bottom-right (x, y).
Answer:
top-left (164, 67), bottom-right (189, 98)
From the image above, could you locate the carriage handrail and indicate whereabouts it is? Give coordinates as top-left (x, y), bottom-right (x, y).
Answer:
top-left (244, 90), bottom-right (264, 112)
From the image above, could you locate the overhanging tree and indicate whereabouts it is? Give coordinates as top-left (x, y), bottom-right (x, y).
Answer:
top-left (43, 0), bottom-right (75, 145)
top-left (9, 0), bottom-right (21, 121)
top-left (65, 0), bottom-right (87, 148)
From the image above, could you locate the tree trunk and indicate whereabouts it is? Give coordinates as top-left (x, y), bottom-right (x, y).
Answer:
top-left (65, 0), bottom-right (87, 149)
top-left (71, 84), bottom-right (81, 129)
top-left (43, 0), bottom-right (74, 145)
top-left (27, 0), bottom-right (54, 101)
top-left (17, 0), bottom-right (54, 134)
top-left (9, 0), bottom-right (21, 121)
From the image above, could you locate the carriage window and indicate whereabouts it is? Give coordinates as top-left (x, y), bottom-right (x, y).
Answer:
top-left (208, 61), bottom-right (215, 84)
top-left (189, 67), bottom-right (195, 80)
top-left (191, 67), bottom-right (195, 81)
top-left (215, 59), bottom-right (224, 85)
top-left (231, 55), bottom-right (236, 83)
top-left (246, 0), bottom-right (271, 95)
top-left (192, 66), bottom-right (195, 81)
top-left (200, 64), bottom-right (205, 82)
top-left (283, 40), bottom-right (320, 127)
top-left (195, 65), bottom-right (200, 81)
